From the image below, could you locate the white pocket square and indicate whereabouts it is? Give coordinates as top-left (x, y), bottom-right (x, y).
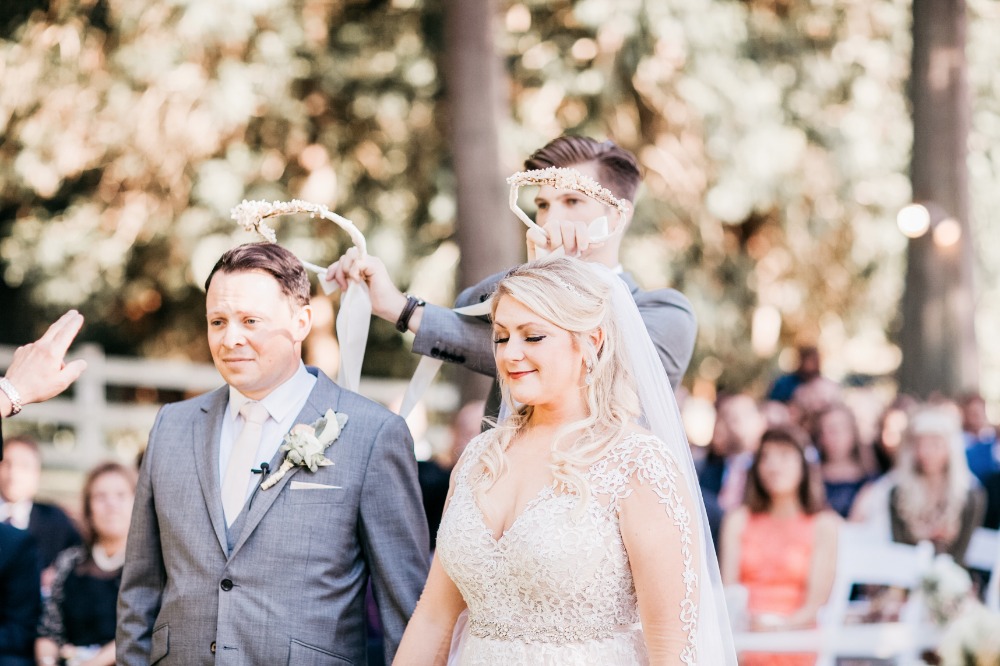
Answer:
top-left (290, 481), bottom-right (342, 490)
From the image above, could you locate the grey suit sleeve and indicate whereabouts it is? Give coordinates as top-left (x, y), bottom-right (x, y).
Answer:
top-left (411, 271), bottom-right (504, 377)
top-left (117, 406), bottom-right (169, 666)
top-left (636, 288), bottom-right (698, 390)
top-left (358, 414), bottom-right (430, 663)
top-left (412, 269), bottom-right (698, 390)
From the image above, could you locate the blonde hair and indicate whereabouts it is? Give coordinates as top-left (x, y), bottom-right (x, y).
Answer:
top-left (474, 257), bottom-right (641, 510)
top-left (893, 405), bottom-right (971, 542)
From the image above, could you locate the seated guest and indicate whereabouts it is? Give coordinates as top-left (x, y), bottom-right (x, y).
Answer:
top-left (767, 345), bottom-right (822, 403)
top-left (981, 469), bottom-right (1000, 530)
top-left (36, 463), bottom-right (135, 666)
top-left (812, 404), bottom-right (876, 517)
top-left (0, 523), bottom-right (40, 666)
top-left (850, 397), bottom-right (919, 535)
top-left (871, 396), bottom-right (916, 475)
top-left (0, 437), bottom-right (81, 578)
top-left (721, 427), bottom-right (839, 666)
top-left (700, 394), bottom-right (766, 502)
top-left (698, 394), bottom-right (767, 543)
top-left (961, 392), bottom-right (999, 484)
top-left (447, 399), bottom-right (486, 467)
top-left (420, 399), bottom-right (486, 552)
top-left (889, 405), bottom-right (985, 561)
top-left (788, 376), bottom-right (842, 436)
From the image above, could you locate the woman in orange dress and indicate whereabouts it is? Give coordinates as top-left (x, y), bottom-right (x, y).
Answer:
top-left (721, 426), bottom-right (840, 666)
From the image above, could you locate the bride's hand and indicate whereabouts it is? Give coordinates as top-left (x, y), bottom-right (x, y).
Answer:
top-left (325, 248), bottom-right (408, 323)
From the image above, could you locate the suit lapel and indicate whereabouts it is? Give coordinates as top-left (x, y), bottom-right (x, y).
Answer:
top-left (229, 373), bottom-right (342, 558)
top-left (192, 388), bottom-right (230, 556)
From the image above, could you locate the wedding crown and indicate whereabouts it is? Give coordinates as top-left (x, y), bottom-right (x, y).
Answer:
top-left (506, 167), bottom-right (629, 217)
top-left (231, 198), bottom-right (368, 255)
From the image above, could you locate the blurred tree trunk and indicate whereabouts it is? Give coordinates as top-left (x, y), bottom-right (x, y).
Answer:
top-left (899, 0), bottom-right (979, 398)
top-left (442, 0), bottom-right (518, 404)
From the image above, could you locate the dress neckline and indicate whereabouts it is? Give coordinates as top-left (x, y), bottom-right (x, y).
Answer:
top-left (461, 429), bottom-right (659, 544)
top-left (474, 483), bottom-right (559, 544)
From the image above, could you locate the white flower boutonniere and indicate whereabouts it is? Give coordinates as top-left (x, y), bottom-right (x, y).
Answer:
top-left (261, 409), bottom-right (349, 490)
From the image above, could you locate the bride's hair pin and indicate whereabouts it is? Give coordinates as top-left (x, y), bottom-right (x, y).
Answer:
top-left (231, 198), bottom-right (367, 278)
top-left (551, 274), bottom-right (580, 296)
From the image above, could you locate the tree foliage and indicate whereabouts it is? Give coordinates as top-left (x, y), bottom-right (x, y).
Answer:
top-left (1, 0), bottom-right (998, 398)
top-left (496, 0), bottom-right (916, 392)
top-left (1, 0), bottom-right (449, 372)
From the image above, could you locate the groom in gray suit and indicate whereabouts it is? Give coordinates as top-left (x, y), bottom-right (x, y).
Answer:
top-left (117, 243), bottom-right (429, 666)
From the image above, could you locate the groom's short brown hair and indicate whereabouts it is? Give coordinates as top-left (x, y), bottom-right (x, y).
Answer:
top-left (205, 242), bottom-right (311, 307)
top-left (524, 136), bottom-right (642, 202)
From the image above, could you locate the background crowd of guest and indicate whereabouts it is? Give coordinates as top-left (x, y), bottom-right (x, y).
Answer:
top-left (0, 438), bottom-right (131, 666)
top-left (696, 345), bottom-right (997, 647)
top-left (3, 342), bottom-right (1000, 663)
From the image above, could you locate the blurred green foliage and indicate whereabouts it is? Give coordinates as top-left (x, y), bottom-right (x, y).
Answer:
top-left (1, 0), bottom-right (999, 398)
top-left (0, 0), bottom-right (451, 372)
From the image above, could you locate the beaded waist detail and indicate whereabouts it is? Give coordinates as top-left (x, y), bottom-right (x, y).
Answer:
top-left (468, 617), bottom-right (636, 644)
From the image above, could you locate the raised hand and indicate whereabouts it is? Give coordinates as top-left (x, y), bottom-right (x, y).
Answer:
top-left (325, 248), bottom-right (409, 324)
top-left (2, 310), bottom-right (87, 415)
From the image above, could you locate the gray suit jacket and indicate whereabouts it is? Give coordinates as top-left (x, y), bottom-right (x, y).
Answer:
top-left (117, 368), bottom-right (429, 666)
top-left (413, 269), bottom-right (697, 390)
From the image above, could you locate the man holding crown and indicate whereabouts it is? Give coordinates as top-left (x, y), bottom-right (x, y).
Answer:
top-left (326, 135), bottom-right (697, 410)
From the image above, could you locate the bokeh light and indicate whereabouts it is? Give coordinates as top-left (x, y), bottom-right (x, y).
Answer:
top-left (933, 217), bottom-right (962, 248)
top-left (897, 203), bottom-right (931, 238)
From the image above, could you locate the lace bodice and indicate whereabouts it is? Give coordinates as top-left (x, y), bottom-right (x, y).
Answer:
top-left (436, 430), bottom-right (698, 665)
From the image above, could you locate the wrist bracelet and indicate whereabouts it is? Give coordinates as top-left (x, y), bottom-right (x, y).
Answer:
top-left (395, 295), bottom-right (425, 333)
top-left (0, 378), bottom-right (23, 416)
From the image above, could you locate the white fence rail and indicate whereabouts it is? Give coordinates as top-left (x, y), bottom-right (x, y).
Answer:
top-left (0, 344), bottom-right (458, 469)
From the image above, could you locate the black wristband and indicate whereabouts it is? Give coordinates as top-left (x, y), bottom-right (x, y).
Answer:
top-left (395, 295), bottom-right (425, 333)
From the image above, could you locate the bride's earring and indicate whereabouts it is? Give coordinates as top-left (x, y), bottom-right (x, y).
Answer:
top-left (585, 361), bottom-right (594, 386)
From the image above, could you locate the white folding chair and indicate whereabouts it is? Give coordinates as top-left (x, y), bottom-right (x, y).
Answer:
top-left (819, 524), bottom-right (936, 666)
top-left (975, 527), bottom-right (1000, 611)
top-left (964, 526), bottom-right (998, 572)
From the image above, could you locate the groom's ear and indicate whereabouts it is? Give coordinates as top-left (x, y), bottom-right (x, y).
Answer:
top-left (291, 303), bottom-right (313, 343)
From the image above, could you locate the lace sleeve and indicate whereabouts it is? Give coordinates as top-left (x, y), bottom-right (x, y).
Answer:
top-left (601, 433), bottom-right (700, 664)
top-left (37, 546), bottom-right (85, 643)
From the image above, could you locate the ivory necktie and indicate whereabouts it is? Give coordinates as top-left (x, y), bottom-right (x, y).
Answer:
top-left (221, 401), bottom-right (270, 526)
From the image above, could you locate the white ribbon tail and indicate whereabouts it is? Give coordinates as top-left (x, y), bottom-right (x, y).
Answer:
top-left (452, 301), bottom-right (492, 317)
top-left (397, 356), bottom-right (444, 419)
top-left (335, 281), bottom-right (371, 393)
top-left (396, 300), bottom-right (492, 417)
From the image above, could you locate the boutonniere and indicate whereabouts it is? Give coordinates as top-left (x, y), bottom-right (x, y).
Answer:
top-left (261, 409), bottom-right (349, 490)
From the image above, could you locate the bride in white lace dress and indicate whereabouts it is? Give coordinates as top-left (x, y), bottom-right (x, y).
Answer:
top-left (395, 258), bottom-right (735, 665)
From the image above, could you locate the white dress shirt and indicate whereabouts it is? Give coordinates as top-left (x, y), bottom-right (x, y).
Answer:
top-left (218, 363), bottom-right (317, 502)
top-left (0, 499), bottom-right (32, 529)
